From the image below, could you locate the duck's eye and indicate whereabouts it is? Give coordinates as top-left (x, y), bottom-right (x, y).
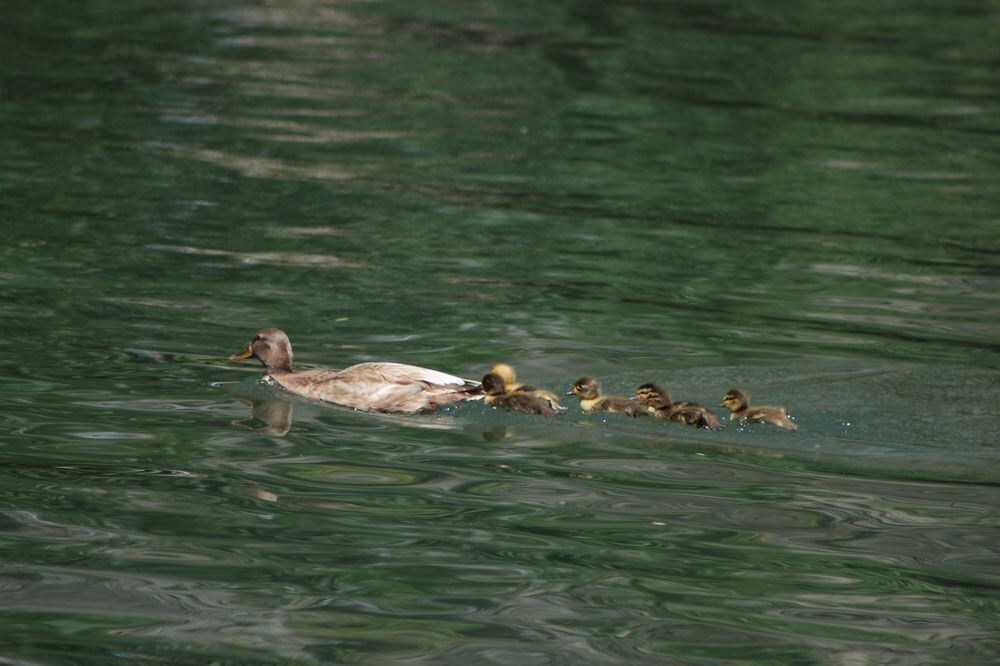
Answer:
top-left (253, 335), bottom-right (261, 342)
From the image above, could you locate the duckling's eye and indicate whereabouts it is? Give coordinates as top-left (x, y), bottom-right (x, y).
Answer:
top-left (253, 335), bottom-right (261, 342)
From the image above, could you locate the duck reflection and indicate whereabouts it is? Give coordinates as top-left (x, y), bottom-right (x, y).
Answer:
top-left (230, 391), bottom-right (476, 434)
top-left (481, 425), bottom-right (514, 442)
top-left (232, 396), bottom-right (295, 435)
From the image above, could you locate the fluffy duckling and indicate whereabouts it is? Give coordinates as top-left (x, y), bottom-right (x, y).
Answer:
top-left (721, 389), bottom-right (798, 430)
top-left (635, 383), bottom-right (725, 430)
top-left (489, 363), bottom-right (562, 405)
top-left (482, 372), bottom-right (562, 416)
top-left (566, 376), bottom-right (651, 417)
top-left (230, 328), bottom-right (482, 413)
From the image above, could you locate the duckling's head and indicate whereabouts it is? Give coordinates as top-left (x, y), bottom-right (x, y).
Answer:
top-left (489, 363), bottom-right (517, 386)
top-left (230, 328), bottom-right (294, 374)
top-left (721, 389), bottom-right (748, 411)
top-left (636, 383), bottom-right (673, 409)
top-left (567, 376), bottom-right (600, 400)
top-left (481, 372), bottom-right (508, 397)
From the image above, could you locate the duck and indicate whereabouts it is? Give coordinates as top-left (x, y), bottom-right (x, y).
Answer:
top-left (635, 383), bottom-right (725, 430)
top-left (488, 363), bottom-right (563, 406)
top-left (721, 389), bottom-right (797, 430)
top-left (229, 328), bottom-right (483, 413)
top-left (566, 376), bottom-right (651, 417)
top-left (482, 372), bottom-right (562, 416)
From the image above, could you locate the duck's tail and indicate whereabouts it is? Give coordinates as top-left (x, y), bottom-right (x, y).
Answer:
top-left (429, 381), bottom-right (484, 406)
top-left (457, 381), bottom-right (484, 398)
top-left (699, 411), bottom-right (726, 431)
top-left (777, 415), bottom-right (798, 430)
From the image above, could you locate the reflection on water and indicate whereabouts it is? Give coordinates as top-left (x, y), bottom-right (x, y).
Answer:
top-left (145, 142), bottom-right (359, 182)
top-left (232, 396), bottom-right (294, 436)
top-left (1, 0), bottom-right (999, 662)
top-left (146, 242), bottom-right (361, 269)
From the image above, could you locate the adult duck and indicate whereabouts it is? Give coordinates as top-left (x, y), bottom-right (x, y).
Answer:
top-left (230, 328), bottom-right (482, 413)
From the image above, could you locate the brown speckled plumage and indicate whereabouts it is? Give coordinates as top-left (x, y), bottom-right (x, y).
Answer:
top-left (721, 389), bottom-right (797, 430)
top-left (482, 372), bottom-right (562, 416)
top-left (567, 377), bottom-right (651, 417)
top-left (635, 383), bottom-right (725, 430)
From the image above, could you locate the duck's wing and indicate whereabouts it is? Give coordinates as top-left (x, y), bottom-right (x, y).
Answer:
top-left (665, 404), bottom-right (698, 425)
top-left (506, 392), bottom-right (561, 416)
top-left (512, 384), bottom-right (561, 404)
top-left (337, 362), bottom-right (483, 412)
top-left (511, 386), bottom-right (563, 411)
top-left (602, 397), bottom-right (652, 417)
top-left (669, 403), bottom-right (725, 430)
top-left (339, 362), bottom-right (479, 389)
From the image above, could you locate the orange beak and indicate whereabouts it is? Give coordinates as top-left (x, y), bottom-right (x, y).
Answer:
top-left (229, 345), bottom-right (254, 361)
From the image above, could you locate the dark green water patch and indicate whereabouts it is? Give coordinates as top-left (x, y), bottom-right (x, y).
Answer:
top-left (2, 0), bottom-right (999, 662)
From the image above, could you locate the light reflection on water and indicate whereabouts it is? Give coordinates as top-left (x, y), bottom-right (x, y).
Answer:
top-left (1, 0), bottom-right (999, 662)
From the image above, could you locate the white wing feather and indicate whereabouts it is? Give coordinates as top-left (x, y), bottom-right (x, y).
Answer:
top-left (342, 362), bottom-right (474, 387)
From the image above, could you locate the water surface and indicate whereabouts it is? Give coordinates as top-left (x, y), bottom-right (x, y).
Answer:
top-left (1, 0), bottom-right (998, 663)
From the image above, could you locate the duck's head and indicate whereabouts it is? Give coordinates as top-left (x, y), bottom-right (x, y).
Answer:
top-left (721, 389), bottom-right (748, 411)
top-left (481, 372), bottom-right (508, 397)
top-left (636, 383), bottom-right (673, 409)
top-left (567, 376), bottom-right (600, 400)
top-left (489, 363), bottom-right (517, 386)
top-left (230, 328), bottom-right (294, 374)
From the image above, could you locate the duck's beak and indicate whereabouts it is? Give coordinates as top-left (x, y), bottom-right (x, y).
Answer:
top-left (230, 345), bottom-right (254, 361)
top-left (565, 388), bottom-right (575, 396)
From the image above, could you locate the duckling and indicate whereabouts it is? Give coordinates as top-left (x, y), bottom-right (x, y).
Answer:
top-left (635, 383), bottom-right (725, 430)
top-left (489, 363), bottom-right (562, 406)
top-left (482, 372), bottom-right (562, 416)
top-left (721, 389), bottom-right (797, 430)
top-left (230, 328), bottom-right (482, 413)
top-left (566, 376), bottom-right (652, 417)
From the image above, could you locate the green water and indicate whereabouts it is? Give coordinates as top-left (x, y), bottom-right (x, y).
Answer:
top-left (2, 0), bottom-right (999, 663)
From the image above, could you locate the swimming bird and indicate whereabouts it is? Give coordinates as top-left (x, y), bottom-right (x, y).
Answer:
top-left (488, 363), bottom-right (562, 406)
top-left (482, 372), bottom-right (562, 416)
top-left (229, 328), bottom-right (482, 413)
top-left (721, 389), bottom-right (797, 430)
top-left (635, 383), bottom-right (724, 430)
top-left (566, 376), bottom-right (651, 417)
